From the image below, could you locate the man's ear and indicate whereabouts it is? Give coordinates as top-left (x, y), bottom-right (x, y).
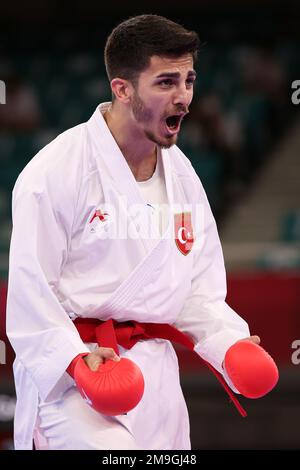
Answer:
top-left (110, 78), bottom-right (133, 104)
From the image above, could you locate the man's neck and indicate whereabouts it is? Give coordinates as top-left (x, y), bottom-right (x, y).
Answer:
top-left (103, 103), bottom-right (157, 182)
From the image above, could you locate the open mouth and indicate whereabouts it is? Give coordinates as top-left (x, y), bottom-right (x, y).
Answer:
top-left (165, 114), bottom-right (184, 134)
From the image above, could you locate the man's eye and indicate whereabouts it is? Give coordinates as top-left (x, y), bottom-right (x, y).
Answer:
top-left (186, 79), bottom-right (195, 86)
top-left (159, 79), bottom-right (173, 86)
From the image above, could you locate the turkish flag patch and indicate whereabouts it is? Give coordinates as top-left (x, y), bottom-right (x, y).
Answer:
top-left (174, 212), bottom-right (194, 255)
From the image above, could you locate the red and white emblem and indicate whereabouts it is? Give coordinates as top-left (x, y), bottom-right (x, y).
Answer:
top-left (174, 212), bottom-right (194, 255)
top-left (89, 209), bottom-right (109, 233)
top-left (89, 209), bottom-right (109, 223)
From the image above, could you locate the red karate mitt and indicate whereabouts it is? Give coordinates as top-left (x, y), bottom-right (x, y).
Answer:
top-left (224, 340), bottom-right (279, 398)
top-left (69, 355), bottom-right (145, 415)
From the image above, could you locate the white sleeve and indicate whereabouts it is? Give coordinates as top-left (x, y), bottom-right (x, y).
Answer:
top-left (174, 169), bottom-right (250, 381)
top-left (6, 181), bottom-right (90, 401)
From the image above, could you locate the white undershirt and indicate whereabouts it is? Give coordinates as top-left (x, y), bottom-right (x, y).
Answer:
top-left (137, 149), bottom-right (169, 236)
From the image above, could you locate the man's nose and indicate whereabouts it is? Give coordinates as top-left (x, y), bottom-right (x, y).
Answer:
top-left (172, 85), bottom-right (191, 107)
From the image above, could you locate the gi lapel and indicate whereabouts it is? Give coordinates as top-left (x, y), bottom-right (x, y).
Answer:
top-left (86, 104), bottom-right (176, 317)
top-left (87, 104), bottom-right (175, 246)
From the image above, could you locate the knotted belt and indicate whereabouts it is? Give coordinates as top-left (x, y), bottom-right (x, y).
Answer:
top-left (73, 317), bottom-right (247, 417)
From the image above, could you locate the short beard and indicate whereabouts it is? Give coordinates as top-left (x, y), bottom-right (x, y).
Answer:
top-left (144, 128), bottom-right (175, 149)
top-left (131, 89), bottom-right (153, 124)
top-left (131, 90), bottom-right (176, 149)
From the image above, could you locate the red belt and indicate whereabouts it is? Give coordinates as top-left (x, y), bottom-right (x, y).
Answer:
top-left (73, 317), bottom-right (247, 417)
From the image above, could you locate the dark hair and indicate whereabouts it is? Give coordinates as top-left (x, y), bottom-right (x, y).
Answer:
top-left (104, 14), bottom-right (200, 86)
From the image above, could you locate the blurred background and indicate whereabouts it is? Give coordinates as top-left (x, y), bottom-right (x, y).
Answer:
top-left (0, 0), bottom-right (299, 450)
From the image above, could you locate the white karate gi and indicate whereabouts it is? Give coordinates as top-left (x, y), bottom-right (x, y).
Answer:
top-left (6, 103), bottom-right (250, 450)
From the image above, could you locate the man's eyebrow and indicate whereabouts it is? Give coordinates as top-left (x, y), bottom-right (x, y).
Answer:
top-left (155, 71), bottom-right (197, 79)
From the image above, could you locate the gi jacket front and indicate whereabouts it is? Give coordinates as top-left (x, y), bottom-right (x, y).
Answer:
top-left (6, 103), bottom-right (249, 449)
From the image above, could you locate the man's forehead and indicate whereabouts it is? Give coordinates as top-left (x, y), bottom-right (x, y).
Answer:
top-left (146, 54), bottom-right (194, 75)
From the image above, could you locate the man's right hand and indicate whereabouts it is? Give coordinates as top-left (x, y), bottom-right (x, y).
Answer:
top-left (83, 347), bottom-right (120, 371)
top-left (69, 348), bottom-right (144, 416)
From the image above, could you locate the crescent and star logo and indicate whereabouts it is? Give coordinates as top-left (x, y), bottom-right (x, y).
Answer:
top-left (174, 212), bottom-right (194, 256)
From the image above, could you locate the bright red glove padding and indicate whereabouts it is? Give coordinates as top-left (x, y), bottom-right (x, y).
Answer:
top-left (73, 356), bottom-right (145, 415)
top-left (224, 340), bottom-right (279, 399)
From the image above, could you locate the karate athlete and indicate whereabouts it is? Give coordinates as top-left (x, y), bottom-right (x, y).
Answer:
top-left (6, 15), bottom-right (260, 450)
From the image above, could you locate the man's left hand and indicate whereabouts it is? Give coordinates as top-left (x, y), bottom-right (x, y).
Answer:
top-left (222, 335), bottom-right (261, 369)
